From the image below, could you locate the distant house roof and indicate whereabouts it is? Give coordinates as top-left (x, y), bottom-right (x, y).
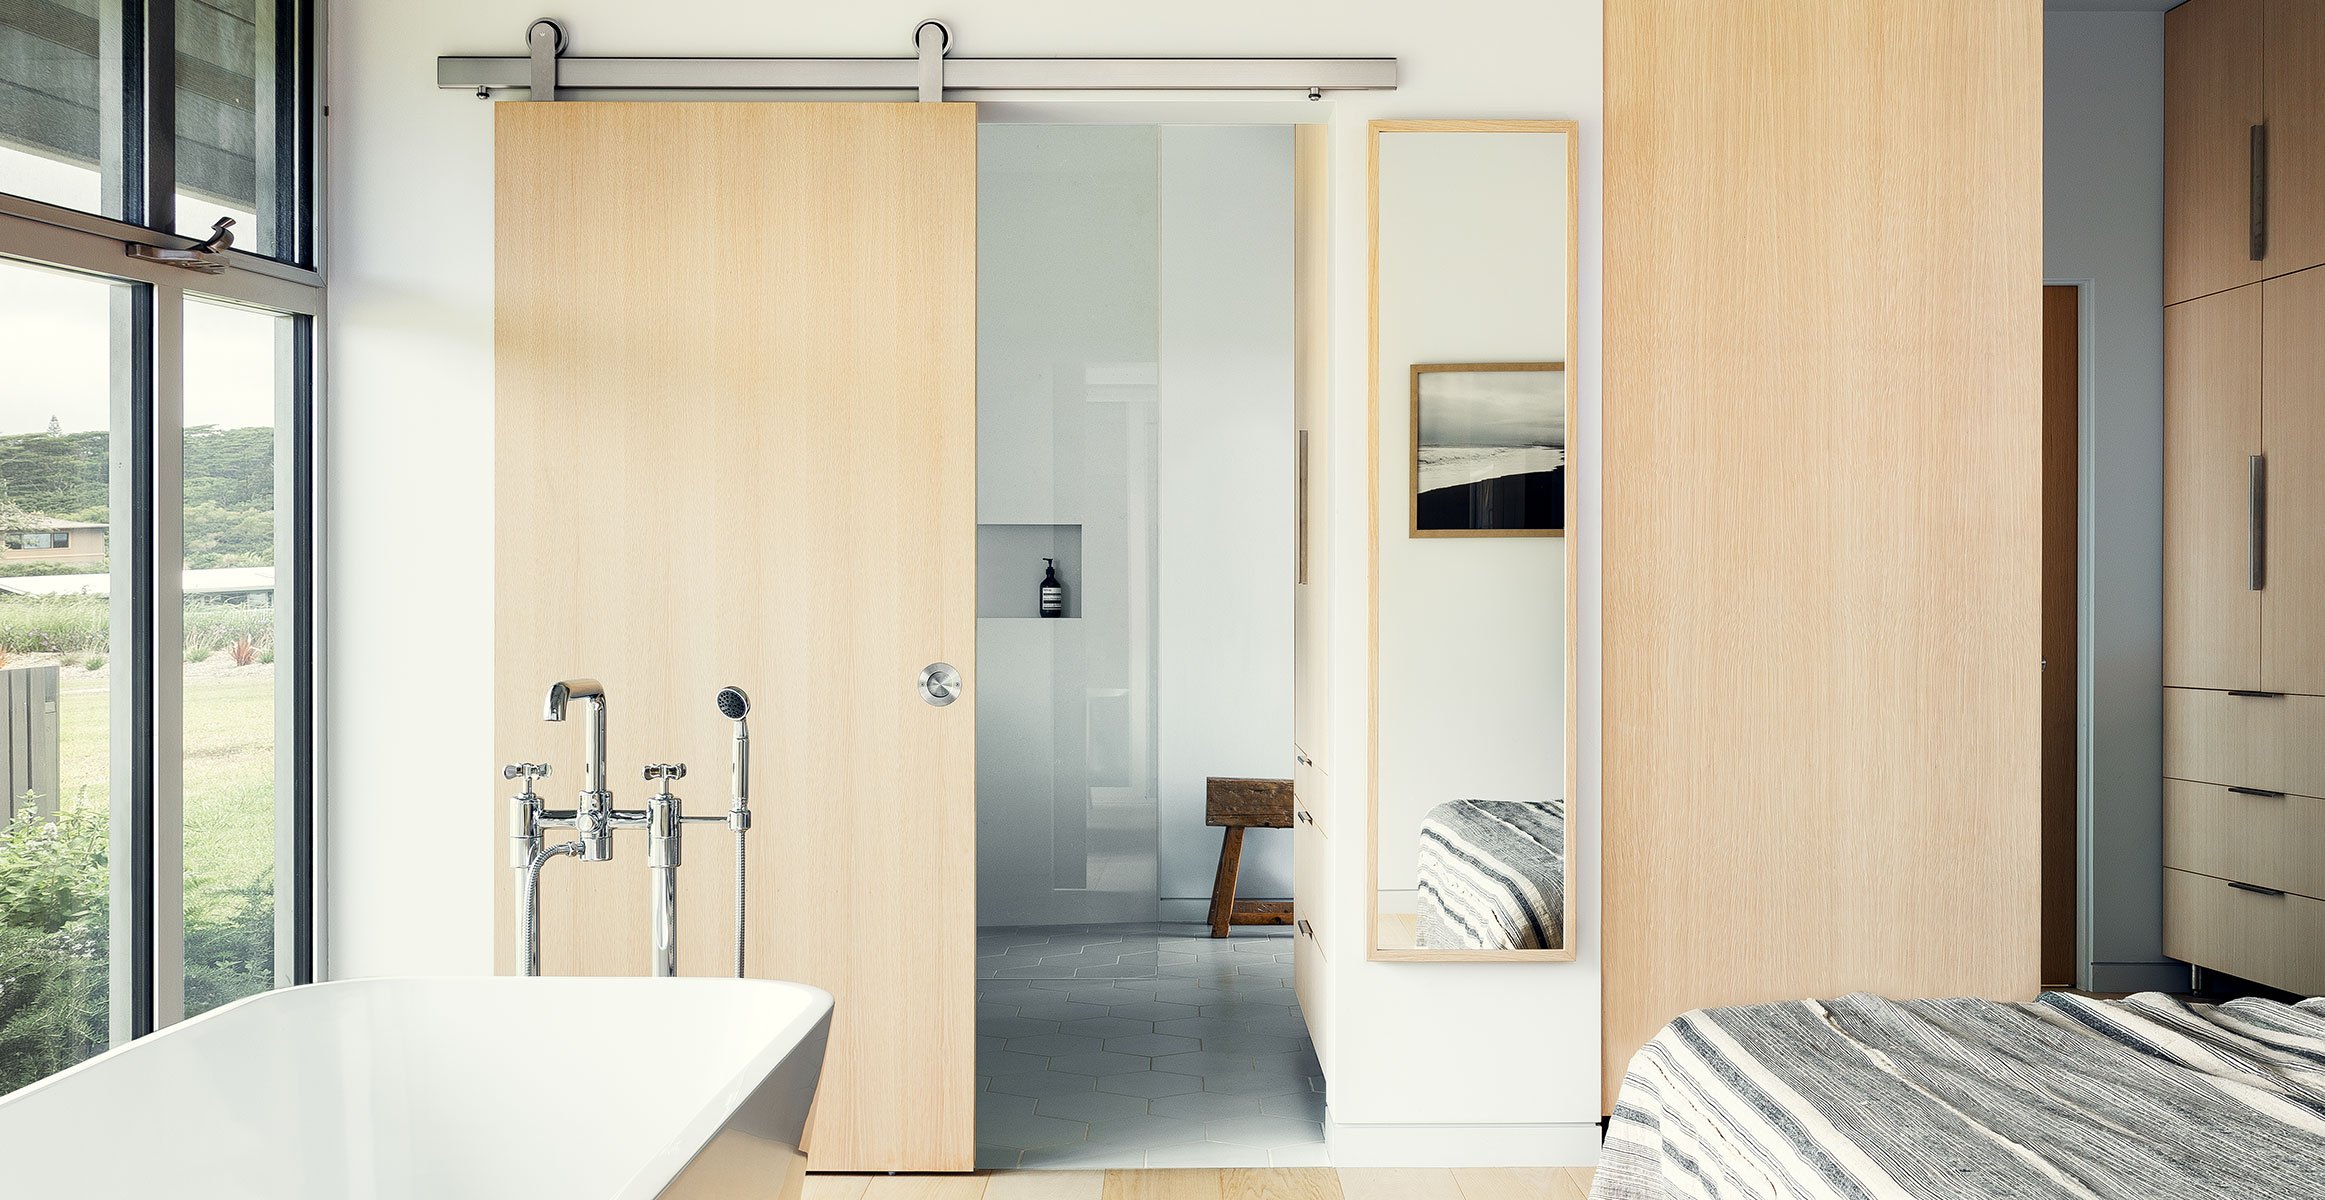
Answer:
top-left (0, 566), bottom-right (274, 598)
top-left (5, 517), bottom-right (108, 532)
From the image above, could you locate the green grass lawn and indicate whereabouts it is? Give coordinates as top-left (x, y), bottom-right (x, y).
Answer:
top-left (57, 664), bottom-right (277, 921)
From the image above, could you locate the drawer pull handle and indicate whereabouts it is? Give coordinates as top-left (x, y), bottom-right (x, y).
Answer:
top-left (2228, 689), bottom-right (2285, 699)
top-left (1296, 809), bottom-right (1313, 824)
top-left (2228, 786), bottom-right (2287, 798)
top-left (2229, 881), bottom-right (2287, 897)
top-left (1297, 918), bottom-right (1313, 938)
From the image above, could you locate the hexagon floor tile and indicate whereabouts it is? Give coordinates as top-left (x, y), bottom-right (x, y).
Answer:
top-left (974, 922), bottom-right (1325, 1167)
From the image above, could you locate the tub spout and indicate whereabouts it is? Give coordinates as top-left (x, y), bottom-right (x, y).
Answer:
top-left (544, 680), bottom-right (613, 860)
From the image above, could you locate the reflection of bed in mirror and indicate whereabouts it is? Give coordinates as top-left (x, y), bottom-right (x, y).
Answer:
top-left (1375, 798), bottom-right (1566, 952)
top-left (1415, 798), bottom-right (1564, 950)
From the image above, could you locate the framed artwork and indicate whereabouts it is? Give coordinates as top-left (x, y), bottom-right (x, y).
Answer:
top-left (1410, 361), bottom-right (1565, 537)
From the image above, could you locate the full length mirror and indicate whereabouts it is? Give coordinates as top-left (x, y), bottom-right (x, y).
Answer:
top-left (1368, 120), bottom-right (1577, 961)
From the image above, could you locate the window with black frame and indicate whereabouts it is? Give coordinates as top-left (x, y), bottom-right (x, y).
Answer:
top-left (1, 0), bottom-right (313, 263)
top-left (0, 0), bottom-right (318, 1095)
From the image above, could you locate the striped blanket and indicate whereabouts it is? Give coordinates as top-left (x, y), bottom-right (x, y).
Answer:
top-left (1414, 797), bottom-right (1564, 950)
top-left (1595, 991), bottom-right (2325, 1200)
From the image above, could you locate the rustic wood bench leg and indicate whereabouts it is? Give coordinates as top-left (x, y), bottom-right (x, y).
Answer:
top-left (1208, 826), bottom-right (1246, 938)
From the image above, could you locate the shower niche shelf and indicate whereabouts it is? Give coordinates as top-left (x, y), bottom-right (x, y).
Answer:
top-left (977, 523), bottom-right (1083, 619)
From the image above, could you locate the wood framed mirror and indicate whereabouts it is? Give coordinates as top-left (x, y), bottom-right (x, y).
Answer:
top-left (1366, 119), bottom-right (1578, 962)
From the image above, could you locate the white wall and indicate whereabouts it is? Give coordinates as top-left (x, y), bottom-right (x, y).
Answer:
top-left (1157, 125), bottom-right (1297, 908)
top-left (2045, 11), bottom-right (2180, 993)
top-left (326, 0), bottom-right (1602, 1149)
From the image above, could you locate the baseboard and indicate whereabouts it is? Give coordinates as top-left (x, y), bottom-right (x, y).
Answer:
top-left (1157, 898), bottom-right (1210, 924)
top-left (2086, 959), bottom-right (2192, 994)
top-left (1324, 1117), bottom-right (1602, 1167)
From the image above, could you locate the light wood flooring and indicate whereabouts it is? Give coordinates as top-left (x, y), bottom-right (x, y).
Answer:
top-left (803, 1167), bottom-right (1597, 1200)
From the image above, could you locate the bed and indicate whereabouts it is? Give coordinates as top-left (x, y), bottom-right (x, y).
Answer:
top-left (1413, 797), bottom-right (1564, 951)
top-left (1594, 990), bottom-right (2325, 1200)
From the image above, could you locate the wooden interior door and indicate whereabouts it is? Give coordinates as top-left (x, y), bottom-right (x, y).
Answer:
top-left (2041, 285), bottom-right (2079, 989)
top-left (493, 102), bottom-right (978, 1173)
top-left (2166, 0), bottom-right (2264, 305)
top-left (2264, 268), bottom-right (2325, 694)
top-left (2164, 285), bottom-right (2263, 691)
top-left (1602, 0), bottom-right (2044, 1109)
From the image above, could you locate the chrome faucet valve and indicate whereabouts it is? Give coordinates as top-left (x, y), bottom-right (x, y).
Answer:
top-left (641, 762), bottom-right (688, 978)
top-left (644, 764), bottom-right (686, 870)
top-left (504, 762), bottom-right (552, 869)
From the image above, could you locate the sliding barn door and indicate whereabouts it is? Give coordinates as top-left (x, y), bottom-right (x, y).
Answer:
top-left (493, 103), bottom-right (977, 1173)
top-left (1603, 2), bottom-right (2044, 1108)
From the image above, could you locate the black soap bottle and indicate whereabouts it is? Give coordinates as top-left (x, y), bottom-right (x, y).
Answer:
top-left (1040, 558), bottom-right (1066, 618)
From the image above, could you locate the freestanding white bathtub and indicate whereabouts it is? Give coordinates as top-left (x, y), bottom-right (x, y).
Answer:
top-left (0, 977), bottom-right (833, 1200)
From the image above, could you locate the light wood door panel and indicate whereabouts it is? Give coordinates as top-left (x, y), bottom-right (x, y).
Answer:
top-left (1603, 0), bottom-right (2043, 1108)
top-left (2163, 285), bottom-right (2263, 690)
top-left (493, 102), bottom-right (978, 1172)
top-left (2263, 268), bottom-right (2325, 693)
top-left (2166, 0), bottom-right (2265, 304)
top-left (2266, 0), bottom-right (2325, 280)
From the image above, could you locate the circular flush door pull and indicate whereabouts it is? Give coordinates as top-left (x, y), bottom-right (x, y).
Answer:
top-left (918, 662), bottom-right (962, 707)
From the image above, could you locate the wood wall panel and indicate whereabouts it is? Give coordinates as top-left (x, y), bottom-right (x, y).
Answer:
top-left (1602, 1), bottom-right (2044, 1107)
top-left (494, 102), bottom-right (978, 1171)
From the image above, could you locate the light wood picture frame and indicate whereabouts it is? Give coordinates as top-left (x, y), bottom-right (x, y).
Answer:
top-left (1366, 118), bottom-right (1581, 963)
top-left (1410, 360), bottom-right (1567, 538)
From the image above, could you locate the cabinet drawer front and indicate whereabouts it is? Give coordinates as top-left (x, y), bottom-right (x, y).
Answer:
top-left (2164, 867), bottom-right (2325, 995)
top-left (2163, 687), bottom-right (2325, 794)
top-left (2163, 778), bottom-right (2325, 899)
top-left (1291, 806), bottom-right (1332, 1075)
top-left (1293, 750), bottom-right (1331, 839)
top-left (1292, 903), bottom-right (1331, 1075)
top-left (1293, 818), bottom-right (1331, 962)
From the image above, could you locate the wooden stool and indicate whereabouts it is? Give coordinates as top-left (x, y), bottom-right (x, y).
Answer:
top-left (1205, 776), bottom-right (1294, 938)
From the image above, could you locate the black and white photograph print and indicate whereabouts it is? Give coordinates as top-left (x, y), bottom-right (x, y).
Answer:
top-left (1410, 362), bottom-right (1565, 536)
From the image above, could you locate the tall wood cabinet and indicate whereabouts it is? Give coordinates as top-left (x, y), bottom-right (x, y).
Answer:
top-left (2166, 0), bottom-right (2325, 305)
top-left (2164, 0), bottom-right (2325, 995)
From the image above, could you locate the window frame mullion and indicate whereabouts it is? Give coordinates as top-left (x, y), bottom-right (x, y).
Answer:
top-left (147, 282), bottom-right (186, 1031)
top-left (135, 0), bottom-right (176, 234)
top-left (104, 281), bottom-right (155, 1046)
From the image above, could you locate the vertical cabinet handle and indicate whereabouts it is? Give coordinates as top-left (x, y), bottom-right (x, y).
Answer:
top-left (2250, 454), bottom-right (2267, 591)
top-left (2252, 123), bottom-right (2270, 262)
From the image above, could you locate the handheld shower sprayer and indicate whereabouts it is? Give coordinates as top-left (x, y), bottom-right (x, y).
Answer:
top-left (717, 686), bottom-right (751, 813)
top-left (716, 686), bottom-right (752, 978)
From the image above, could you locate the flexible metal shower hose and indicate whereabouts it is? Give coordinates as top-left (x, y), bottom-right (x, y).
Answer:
top-left (733, 829), bottom-right (748, 978)
top-left (521, 840), bottom-right (581, 977)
